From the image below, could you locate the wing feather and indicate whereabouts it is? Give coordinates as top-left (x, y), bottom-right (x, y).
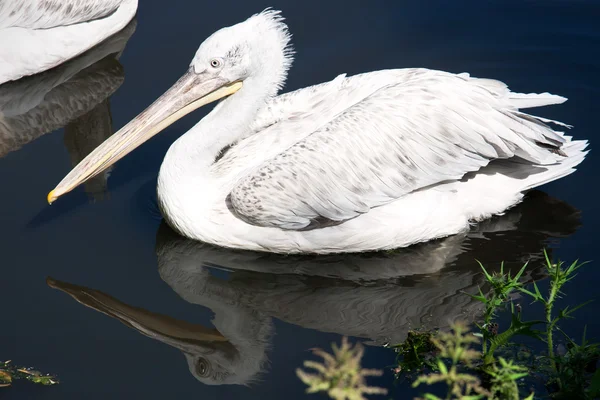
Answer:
top-left (0, 0), bottom-right (124, 30)
top-left (230, 69), bottom-right (569, 230)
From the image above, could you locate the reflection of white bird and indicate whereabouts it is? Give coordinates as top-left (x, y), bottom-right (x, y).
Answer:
top-left (47, 191), bottom-right (581, 386)
top-left (50, 9), bottom-right (589, 254)
top-left (0, 20), bottom-right (136, 199)
top-left (0, 0), bottom-right (137, 84)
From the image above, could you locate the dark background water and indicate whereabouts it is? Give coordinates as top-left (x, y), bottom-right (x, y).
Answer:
top-left (1, 0), bottom-right (599, 399)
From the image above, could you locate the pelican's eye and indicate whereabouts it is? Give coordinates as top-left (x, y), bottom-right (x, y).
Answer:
top-left (210, 58), bottom-right (222, 69)
top-left (196, 358), bottom-right (211, 377)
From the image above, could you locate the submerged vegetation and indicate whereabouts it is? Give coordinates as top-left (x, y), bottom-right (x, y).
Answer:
top-left (0, 360), bottom-right (58, 387)
top-left (298, 251), bottom-right (600, 400)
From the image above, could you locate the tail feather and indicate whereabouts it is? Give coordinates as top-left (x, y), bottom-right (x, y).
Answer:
top-left (456, 137), bottom-right (589, 222)
top-left (518, 139), bottom-right (589, 190)
top-left (513, 111), bottom-right (573, 129)
top-left (509, 92), bottom-right (567, 109)
top-left (480, 138), bottom-right (589, 192)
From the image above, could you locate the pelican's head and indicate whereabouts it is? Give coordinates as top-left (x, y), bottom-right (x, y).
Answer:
top-left (47, 9), bottom-right (293, 203)
top-left (191, 8), bottom-right (293, 95)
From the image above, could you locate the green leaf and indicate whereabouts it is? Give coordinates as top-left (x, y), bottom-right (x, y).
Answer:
top-left (478, 260), bottom-right (494, 283)
top-left (564, 300), bottom-right (593, 318)
top-left (590, 368), bottom-right (600, 397)
top-left (507, 372), bottom-right (528, 380)
top-left (487, 313), bottom-right (543, 358)
top-left (514, 262), bottom-right (528, 281)
top-left (519, 287), bottom-right (540, 302)
top-left (467, 290), bottom-right (487, 304)
top-left (437, 360), bottom-right (448, 375)
top-left (543, 249), bottom-right (553, 271)
top-left (423, 393), bottom-right (442, 400)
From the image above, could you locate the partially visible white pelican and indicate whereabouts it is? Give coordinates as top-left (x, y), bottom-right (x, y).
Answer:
top-left (49, 9), bottom-right (589, 254)
top-left (0, 0), bottom-right (137, 84)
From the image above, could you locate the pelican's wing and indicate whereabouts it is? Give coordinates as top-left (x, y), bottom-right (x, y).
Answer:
top-left (230, 69), bottom-right (572, 230)
top-left (0, 0), bottom-right (124, 30)
top-left (250, 74), bottom-right (349, 133)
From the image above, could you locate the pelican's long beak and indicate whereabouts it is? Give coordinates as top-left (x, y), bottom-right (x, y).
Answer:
top-left (47, 69), bottom-right (242, 203)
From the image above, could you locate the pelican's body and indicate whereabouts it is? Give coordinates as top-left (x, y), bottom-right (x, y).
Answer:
top-left (50, 10), bottom-right (589, 254)
top-left (0, 0), bottom-right (137, 84)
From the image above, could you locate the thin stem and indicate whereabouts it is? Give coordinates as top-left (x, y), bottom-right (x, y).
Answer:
top-left (546, 305), bottom-right (556, 371)
top-left (545, 260), bottom-right (562, 390)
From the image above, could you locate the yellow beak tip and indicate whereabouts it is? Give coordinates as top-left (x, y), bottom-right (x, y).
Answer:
top-left (47, 190), bottom-right (57, 205)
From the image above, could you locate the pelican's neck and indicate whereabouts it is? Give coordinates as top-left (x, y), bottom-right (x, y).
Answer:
top-left (157, 73), bottom-right (280, 237)
top-left (162, 75), bottom-right (274, 176)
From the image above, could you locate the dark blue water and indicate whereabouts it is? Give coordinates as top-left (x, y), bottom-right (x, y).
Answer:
top-left (1, 1), bottom-right (599, 399)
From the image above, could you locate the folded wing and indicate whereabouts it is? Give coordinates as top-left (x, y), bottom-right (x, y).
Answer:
top-left (230, 69), bottom-right (570, 230)
top-left (0, 0), bottom-right (124, 30)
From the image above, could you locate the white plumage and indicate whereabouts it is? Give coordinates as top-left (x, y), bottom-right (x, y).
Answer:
top-left (50, 9), bottom-right (589, 254)
top-left (0, 0), bottom-right (137, 84)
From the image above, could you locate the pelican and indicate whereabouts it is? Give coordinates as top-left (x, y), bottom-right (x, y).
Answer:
top-left (0, 0), bottom-right (137, 84)
top-left (48, 9), bottom-right (589, 254)
top-left (47, 191), bottom-right (580, 386)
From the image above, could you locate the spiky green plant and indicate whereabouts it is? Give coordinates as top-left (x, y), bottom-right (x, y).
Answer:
top-left (468, 262), bottom-right (542, 365)
top-left (296, 337), bottom-right (388, 400)
top-left (551, 326), bottom-right (600, 399)
top-left (300, 252), bottom-right (596, 399)
top-left (412, 322), bottom-right (490, 400)
top-left (412, 323), bottom-right (534, 400)
top-left (485, 357), bottom-right (529, 400)
top-left (519, 250), bottom-right (589, 375)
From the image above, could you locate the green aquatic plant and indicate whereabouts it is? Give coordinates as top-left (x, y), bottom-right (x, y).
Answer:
top-left (468, 262), bottom-right (542, 365)
top-left (0, 360), bottom-right (58, 387)
top-left (296, 336), bottom-right (388, 400)
top-left (410, 252), bottom-right (596, 399)
top-left (296, 252), bottom-right (596, 399)
top-left (412, 322), bottom-right (491, 400)
top-left (485, 357), bottom-right (529, 400)
top-left (519, 251), bottom-right (589, 373)
top-left (411, 323), bottom-right (534, 400)
top-left (391, 328), bottom-right (438, 379)
top-left (549, 327), bottom-right (600, 399)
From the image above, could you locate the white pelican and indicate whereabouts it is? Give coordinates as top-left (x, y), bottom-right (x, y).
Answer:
top-left (0, 0), bottom-right (137, 84)
top-left (47, 192), bottom-right (579, 385)
top-left (48, 9), bottom-right (589, 254)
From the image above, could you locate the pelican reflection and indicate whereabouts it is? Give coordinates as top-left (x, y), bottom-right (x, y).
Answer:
top-left (48, 191), bottom-right (580, 385)
top-left (0, 20), bottom-right (136, 200)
